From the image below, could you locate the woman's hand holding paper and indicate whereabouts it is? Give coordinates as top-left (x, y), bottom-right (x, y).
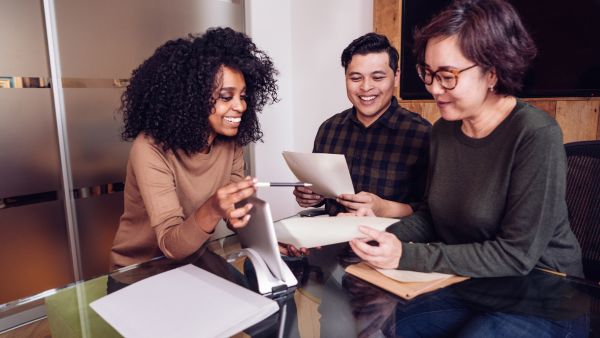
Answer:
top-left (349, 226), bottom-right (403, 269)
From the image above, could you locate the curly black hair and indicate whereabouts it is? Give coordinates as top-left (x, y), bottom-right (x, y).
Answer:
top-left (120, 27), bottom-right (278, 153)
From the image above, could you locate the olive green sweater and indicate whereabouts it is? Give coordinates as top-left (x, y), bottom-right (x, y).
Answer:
top-left (387, 100), bottom-right (583, 277)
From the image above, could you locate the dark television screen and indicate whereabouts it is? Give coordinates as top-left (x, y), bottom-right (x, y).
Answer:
top-left (400, 0), bottom-right (600, 99)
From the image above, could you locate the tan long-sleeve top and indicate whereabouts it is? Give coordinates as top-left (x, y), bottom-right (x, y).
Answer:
top-left (110, 134), bottom-right (244, 270)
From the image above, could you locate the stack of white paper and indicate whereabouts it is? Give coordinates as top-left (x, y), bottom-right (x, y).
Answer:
top-left (90, 264), bottom-right (279, 338)
top-left (274, 216), bottom-right (398, 248)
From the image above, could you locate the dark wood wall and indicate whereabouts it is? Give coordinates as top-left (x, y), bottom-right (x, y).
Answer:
top-left (373, 0), bottom-right (600, 143)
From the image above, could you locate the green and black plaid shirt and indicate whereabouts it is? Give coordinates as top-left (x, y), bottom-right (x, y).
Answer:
top-left (313, 97), bottom-right (431, 215)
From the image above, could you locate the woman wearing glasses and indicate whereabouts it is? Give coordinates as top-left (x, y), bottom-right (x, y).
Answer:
top-left (349, 0), bottom-right (583, 279)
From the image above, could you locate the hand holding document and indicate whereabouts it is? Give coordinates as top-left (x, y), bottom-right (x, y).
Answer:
top-left (282, 151), bottom-right (354, 198)
top-left (274, 216), bottom-right (397, 248)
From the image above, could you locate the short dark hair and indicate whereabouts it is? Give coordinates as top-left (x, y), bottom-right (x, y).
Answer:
top-left (413, 0), bottom-right (537, 95)
top-left (120, 27), bottom-right (278, 154)
top-left (341, 32), bottom-right (399, 72)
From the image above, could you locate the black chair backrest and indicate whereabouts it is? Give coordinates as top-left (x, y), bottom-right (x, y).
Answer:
top-left (564, 140), bottom-right (600, 280)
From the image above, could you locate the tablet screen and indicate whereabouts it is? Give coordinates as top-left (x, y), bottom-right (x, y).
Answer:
top-left (235, 196), bottom-right (286, 282)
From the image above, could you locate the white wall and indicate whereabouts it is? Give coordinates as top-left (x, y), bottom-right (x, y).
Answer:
top-left (246, 0), bottom-right (373, 219)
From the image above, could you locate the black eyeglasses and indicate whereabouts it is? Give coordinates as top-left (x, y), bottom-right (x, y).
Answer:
top-left (416, 64), bottom-right (478, 90)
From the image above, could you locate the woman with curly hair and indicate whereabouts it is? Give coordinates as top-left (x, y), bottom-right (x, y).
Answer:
top-left (109, 27), bottom-right (278, 270)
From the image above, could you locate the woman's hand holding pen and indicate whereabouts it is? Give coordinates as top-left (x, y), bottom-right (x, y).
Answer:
top-left (293, 186), bottom-right (324, 207)
top-left (196, 176), bottom-right (257, 232)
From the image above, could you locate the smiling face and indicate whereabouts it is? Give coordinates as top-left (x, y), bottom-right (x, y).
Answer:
top-left (424, 35), bottom-right (496, 121)
top-left (207, 66), bottom-right (247, 144)
top-left (345, 52), bottom-right (399, 127)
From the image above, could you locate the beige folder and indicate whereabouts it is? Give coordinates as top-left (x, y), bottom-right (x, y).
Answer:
top-left (345, 262), bottom-right (469, 300)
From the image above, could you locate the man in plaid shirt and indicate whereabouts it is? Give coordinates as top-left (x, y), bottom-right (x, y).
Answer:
top-left (293, 33), bottom-right (431, 218)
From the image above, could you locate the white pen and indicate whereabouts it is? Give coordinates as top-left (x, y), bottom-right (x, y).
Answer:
top-left (255, 182), bottom-right (313, 187)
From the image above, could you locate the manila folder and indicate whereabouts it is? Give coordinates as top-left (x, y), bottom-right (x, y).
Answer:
top-left (345, 262), bottom-right (469, 300)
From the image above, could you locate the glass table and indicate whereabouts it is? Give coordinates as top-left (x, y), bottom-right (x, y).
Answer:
top-left (1, 236), bottom-right (599, 337)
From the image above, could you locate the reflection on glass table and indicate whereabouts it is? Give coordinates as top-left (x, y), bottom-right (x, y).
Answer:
top-left (340, 269), bottom-right (592, 337)
top-left (1, 239), bottom-right (600, 338)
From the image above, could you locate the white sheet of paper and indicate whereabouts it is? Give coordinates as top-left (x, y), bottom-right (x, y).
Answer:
top-left (274, 216), bottom-right (398, 248)
top-left (90, 264), bottom-right (278, 338)
top-left (375, 268), bottom-right (454, 283)
top-left (282, 151), bottom-right (354, 197)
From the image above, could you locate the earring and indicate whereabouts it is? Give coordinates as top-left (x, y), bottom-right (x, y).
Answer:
top-left (489, 85), bottom-right (495, 92)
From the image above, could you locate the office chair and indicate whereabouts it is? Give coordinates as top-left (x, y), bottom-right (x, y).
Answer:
top-left (564, 140), bottom-right (600, 281)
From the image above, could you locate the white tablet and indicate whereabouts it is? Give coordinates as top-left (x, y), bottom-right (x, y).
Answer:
top-left (236, 196), bottom-right (289, 284)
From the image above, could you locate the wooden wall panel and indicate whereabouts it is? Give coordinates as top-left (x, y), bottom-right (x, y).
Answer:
top-left (526, 100), bottom-right (557, 119)
top-left (598, 111), bottom-right (600, 140)
top-left (373, 0), bottom-right (401, 52)
top-left (400, 101), bottom-right (440, 124)
top-left (555, 101), bottom-right (600, 143)
top-left (374, 0), bottom-right (402, 98)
